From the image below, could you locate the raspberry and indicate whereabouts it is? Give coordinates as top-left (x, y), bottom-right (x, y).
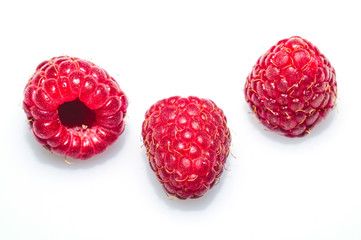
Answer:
top-left (245, 36), bottom-right (337, 137)
top-left (23, 56), bottom-right (128, 160)
top-left (142, 96), bottom-right (231, 199)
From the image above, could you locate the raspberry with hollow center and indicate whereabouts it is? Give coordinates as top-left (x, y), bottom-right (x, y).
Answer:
top-left (23, 56), bottom-right (128, 160)
top-left (245, 36), bottom-right (337, 137)
top-left (142, 96), bottom-right (231, 199)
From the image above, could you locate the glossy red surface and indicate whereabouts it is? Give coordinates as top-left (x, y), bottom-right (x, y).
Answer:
top-left (245, 36), bottom-right (337, 137)
top-left (142, 96), bottom-right (231, 199)
top-left (23, 56), bottom-right (128, 160)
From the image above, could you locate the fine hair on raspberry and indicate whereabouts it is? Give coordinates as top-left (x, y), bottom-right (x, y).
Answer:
top-left (245, 36), bottom-right (337, 137)
top-left (23, 56), bottom-right (128, 160)
top-left (142, 96), bottom-right (231, 199)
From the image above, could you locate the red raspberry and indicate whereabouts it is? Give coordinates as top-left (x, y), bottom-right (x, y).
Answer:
top-left (23, 56), bottom-right (128, 160)
top-left (142, 96), bottom-right (231, 199)
top-left (245, 36), bottom-right (337, 137)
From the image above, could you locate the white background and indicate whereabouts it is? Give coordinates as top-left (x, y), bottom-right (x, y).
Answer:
top-left (0, 0), bottom-right (360, 239)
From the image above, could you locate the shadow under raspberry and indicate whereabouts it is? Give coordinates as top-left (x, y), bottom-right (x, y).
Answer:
top-left (243, 101), bottom-right (337, 144)
top-left (140, 147), bottom-right (231, 211)
top-left (24, 123), bottom-right (129, 169)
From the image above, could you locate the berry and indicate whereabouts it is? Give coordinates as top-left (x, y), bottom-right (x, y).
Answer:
top-left (142, 96), bottom-right (231, 199)
top-left (23, 56), bottom-right (128, 160)
top-left (245, 36), bottom-right (337, 137)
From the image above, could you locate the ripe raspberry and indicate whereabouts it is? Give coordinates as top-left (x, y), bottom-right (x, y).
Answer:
top-left (142, 96), bottom-right (231, 199)
top-left (245, 36), bottom-right (337, 137)
top-left (23, 56), bottom-right (128, 160)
